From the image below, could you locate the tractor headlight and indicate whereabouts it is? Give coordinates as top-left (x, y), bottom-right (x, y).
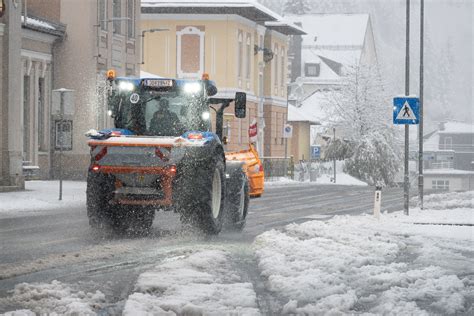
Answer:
top-left (184, 82), bottom-right (201, 94)
top-left (202, 111), bottom-right (210, 120)
top-left (118, 81), bottom-right (135, 92)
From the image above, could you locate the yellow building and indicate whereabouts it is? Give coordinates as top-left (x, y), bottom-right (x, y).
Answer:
top-left (141, 0), bottom-right (304, 157)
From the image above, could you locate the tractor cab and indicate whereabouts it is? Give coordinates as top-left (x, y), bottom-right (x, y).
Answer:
top-left (105, 70), bottom-right (245, 140)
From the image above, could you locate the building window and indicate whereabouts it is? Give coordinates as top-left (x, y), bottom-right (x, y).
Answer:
top-left (444, 137), bottom-right (452, 150)
top-left (237, 30), bottom-right (243, 79)
top-left (432, 180), bottom-right (449, 190)
top-left (280, 47), bottom-right (285, 88)
top-left (127, 0), bottom-right (135, 38)
top-left (245, 33), bottom-right (251, 80)
top-left (305, 63), bottom-right (321, 77)
top-left (99, 0), bottom-right (107, 31)
top-left (113, 0), bottom-right (121, 34)
top-left (274, 43), bottom-right (278, 87)
top-left (177, 26), bottom-right (205, 79)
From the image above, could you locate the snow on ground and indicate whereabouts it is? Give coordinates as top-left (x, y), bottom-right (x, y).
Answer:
top-left (253, 191), bottom-right (474, 315)
top-left (0, 280), bottom-right (105, 315)
top-left (421, 190), bottom-right (473, 210)
top-left (123, 250), bottom-right (260, 315)
top-left (1, 183), bottom-right (471, 315)
top-left (0, 181), bottom-right (85, 218)
top-left (266, 172), bottom-right (367, 186)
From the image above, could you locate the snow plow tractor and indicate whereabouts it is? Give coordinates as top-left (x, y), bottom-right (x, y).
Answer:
top-left (86, 71), bottom-right (251, 235)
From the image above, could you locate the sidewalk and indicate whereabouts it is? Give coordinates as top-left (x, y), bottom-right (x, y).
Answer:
top-left (0, 181), bottom-right (86, 218)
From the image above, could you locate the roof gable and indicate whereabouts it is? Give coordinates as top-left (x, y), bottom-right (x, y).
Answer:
top-left (286, 13), bottom-right (369, 47)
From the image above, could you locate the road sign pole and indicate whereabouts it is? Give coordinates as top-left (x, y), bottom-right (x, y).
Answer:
top-left (418, 0), bottom-right (424, 210)
top-left (59, 91), bottom-right (64, 201)
top-left (284, 137), bottom-right (288, 177)
top-left (404, 0), bottom-right (410, 216)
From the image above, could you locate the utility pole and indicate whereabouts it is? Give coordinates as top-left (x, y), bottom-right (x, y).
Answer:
top-left (404, 0), bottom-right (410, 215)
top-left (418, 0), bottom-right (425, 209)
top-left (333, 127), bottom-right (336, 183)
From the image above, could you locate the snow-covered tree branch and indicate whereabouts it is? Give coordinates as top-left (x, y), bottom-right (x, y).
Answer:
top-left (321, 64), bottom-right (402, 185)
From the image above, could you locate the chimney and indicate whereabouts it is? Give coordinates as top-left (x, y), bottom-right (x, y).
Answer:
top-left (438, 122), bottom-right (445, 131)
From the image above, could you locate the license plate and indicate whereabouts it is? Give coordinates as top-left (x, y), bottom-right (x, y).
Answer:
top-left (144, 79), bottom-right (173, 88)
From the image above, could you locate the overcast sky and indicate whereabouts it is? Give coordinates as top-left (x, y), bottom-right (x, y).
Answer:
top-left (261, 0), bottom-right (473, 125)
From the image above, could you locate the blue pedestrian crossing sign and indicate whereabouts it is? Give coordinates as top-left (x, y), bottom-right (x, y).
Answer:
top-left (393, 96), bottom-right (420, 124)
top-left (311, 146), bottom-right (321, 159)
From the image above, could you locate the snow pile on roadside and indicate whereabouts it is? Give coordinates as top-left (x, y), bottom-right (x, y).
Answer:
top-left (266, 172), bottom-right (367, 186)
top-left (316, 172), bottom-right (367, 186)
top-left (253, 195), bottom-right (474, 315)
top-left (0, 181), bottom-right (85, 217)
top-left (421, 190), bottom-right (473, 209)
top-left (123, 250), bottom-right (260, 315)
top-left (0, 280), bottom-right (105, 315)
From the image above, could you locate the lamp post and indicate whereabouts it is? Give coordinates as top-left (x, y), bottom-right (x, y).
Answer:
top-left (404, 0), bottom-right (411, 215)
top-left (418, 0), bottom-right (424, 209)
top-left (141, 28), bottom-right (169, 65)
top-left (333, 127), bottom-right (336, 183)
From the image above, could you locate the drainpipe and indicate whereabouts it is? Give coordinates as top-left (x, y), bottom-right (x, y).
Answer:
top-left (23, 0), bottom-right (27, 25)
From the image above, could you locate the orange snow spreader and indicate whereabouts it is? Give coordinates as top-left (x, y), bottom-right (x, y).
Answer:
top-left (225, 144), bottom-right (264, 197)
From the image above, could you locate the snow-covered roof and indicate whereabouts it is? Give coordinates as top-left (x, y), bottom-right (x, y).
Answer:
top-left (317, 49), bottom-right (362, 66)
top-left (424, 168), bottom-right (474, 175)
top-left (265, 20), bottom-right (306, 35)
top-left (21, 15), bottom-right (66, 37)
top-left (424, 133), bottom-right (440, 151)
top-left (140, 70), bottom-right (163, 78)
top-left (438, 121), bottom-right (473, 134)
top-left (301, 50), bottom-right (341, 81)
top-left (141, 0), bottom-right (305, 35)
top-left (142, 0), bottom-right (277, 22)
top-left (423, 121), bottom-right (474, 151)
top-left (285, 13), bottom-right (369, 47)
top-left (288, 90), bottom-right (339, 124)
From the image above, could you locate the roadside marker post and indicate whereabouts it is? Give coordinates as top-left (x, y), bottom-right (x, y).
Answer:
top-left (373, 185), bottom-right (382, 219)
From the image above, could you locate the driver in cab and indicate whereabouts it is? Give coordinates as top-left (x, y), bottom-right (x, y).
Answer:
top-left (149, 99), bottom-right (183, 136)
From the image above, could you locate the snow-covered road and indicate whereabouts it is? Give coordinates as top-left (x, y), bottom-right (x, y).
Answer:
top-left (1, 182), bottom-right (472, 315)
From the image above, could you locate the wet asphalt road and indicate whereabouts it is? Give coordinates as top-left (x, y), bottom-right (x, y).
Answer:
top-left (0, 183), bottom-right (406, 313)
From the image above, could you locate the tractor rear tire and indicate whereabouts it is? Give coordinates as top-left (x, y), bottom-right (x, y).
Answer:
top-left (86, 172), bottom-right (115, 230)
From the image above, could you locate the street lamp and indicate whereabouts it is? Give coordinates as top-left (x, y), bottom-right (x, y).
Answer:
top-left (333, 127), bottom-right (336, 183)
top-left (141, 28), bottom-right (169, 64)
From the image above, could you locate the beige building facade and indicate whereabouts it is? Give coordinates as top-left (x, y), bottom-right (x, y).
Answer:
top-left (1, 0), bottom-right (66, 188)
top-left (141, 1), bottom-right (304, 157)
top-left (26, 0), bottom-right (141, 179)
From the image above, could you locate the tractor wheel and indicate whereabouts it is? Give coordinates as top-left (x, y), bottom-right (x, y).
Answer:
top-left (196, 157), bottom-right (225, 234)
top-left (226, 176), bottom-right (249, 231)
top-left (86, 172), bottom-right (115, 230)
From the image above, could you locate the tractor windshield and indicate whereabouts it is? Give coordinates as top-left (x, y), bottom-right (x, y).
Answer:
top-left (110, 81), bottom-right (211, 136)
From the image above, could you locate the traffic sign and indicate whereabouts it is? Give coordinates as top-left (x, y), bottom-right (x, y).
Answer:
top-left (283, 124), bottom-right (293, 138)
top-left (311, 145), bottom-right (321, 159)
top-left (393, 97), bottom-right (419, 124)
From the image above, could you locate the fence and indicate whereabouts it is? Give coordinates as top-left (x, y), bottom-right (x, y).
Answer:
top-left (261, 157), bottom-right (344, 182)
top-left (260, 157), bottom-right (293, 180)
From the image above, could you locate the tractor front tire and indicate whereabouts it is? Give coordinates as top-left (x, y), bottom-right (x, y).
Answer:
top-left (226, 176), bottom-right (249, 231)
